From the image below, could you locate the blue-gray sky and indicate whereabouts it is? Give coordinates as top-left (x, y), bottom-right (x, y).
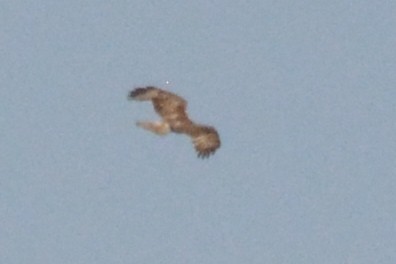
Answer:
top-left (1, 1), bottom-right (395, 263)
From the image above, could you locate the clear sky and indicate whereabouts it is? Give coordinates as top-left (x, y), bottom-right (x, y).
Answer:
top-left (1, 1), bottom-right (395, 263)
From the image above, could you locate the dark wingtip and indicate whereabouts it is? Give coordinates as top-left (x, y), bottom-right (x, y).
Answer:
top-left (197, 149), bottom-right (215, 159)
top-left (128, 86), bottom-right (157, 100)
top-left (128, 88), bottom-right (145, 99)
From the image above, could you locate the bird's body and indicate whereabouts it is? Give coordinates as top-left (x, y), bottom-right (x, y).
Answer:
top-left (128, 86), bottom-right (221, 158)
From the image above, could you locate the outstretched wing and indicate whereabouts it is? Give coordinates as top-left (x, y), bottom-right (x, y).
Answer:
top-left (188, 125), bottom-right (221, 158)
top-left (128, 86), bottom-right (187, 120)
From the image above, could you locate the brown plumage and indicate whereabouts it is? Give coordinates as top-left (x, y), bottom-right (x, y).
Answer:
top-left (128, 86), bottom-right (221, 158)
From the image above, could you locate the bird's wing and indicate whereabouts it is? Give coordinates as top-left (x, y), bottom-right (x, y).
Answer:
top-left (129, 86), bottom-right (188, 120)
top-left (188, 125), bottom-right (221, 158)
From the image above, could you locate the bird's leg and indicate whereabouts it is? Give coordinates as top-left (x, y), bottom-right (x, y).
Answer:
top-left (136, 121), bottom-right (171, 135)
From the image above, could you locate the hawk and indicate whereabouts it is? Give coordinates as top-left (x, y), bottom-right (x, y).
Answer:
top-left (128, 86), bottom-right (221, 158)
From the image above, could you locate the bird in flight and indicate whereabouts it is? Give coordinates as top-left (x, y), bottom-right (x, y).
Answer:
top-left (128, 86), bottom-right (221, 158)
